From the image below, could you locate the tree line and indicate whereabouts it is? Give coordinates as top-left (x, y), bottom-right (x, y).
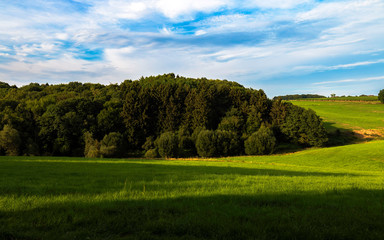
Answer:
top-left (0, 74), bottom-right (328, 158)
top-left (273, 94), bottom-right (326, 100)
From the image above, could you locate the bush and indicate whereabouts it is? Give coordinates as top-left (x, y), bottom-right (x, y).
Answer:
top-left (178, 128), bottom-right (196, 157)
top-left (100, 132), bottom-right (124, 158)
top-left (379, 89), bottom-right (384, 103)
top-left (84, 132), bottom-right (101, 158)
top-left (196, 130), bottom-right (217, 157)
top-left (155, 132), bottom-right (179, 158)
top-left (216, 130), bottom-right (241, 156)
top-left (144, 149), bottom-right (159, 158)
top-left (280, 104), bottom-right (328, 147)
top-left (244, 125), bottom-right (276, 155)
top-left (142, 136), bottom-right (156, 151)
top-left (0, 125), bottom-right (21, 156)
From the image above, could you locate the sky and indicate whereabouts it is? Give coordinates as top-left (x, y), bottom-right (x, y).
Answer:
top-left (0, 0), bottom-right (384, 97)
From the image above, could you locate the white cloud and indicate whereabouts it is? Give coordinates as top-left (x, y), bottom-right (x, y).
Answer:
top-left (314, 76), bottom-right (384, 85)
top-left (93, 0), bottom-right (148, 20)
top-left (297, 0), bottom-right (384, 21)
top-left (245, 0), bottom-right (311, 9)
top-left (195, 30), bottom-right (207, 36)
top-left (294, 59), bottom-right (384, 72)
top-left (92, 0), bottom-right (230, 21)
top-left (155, 0), bottom-right (227, 19)
top-left (0, 54), bottom-right (115, 84)
top-left (195, 13), bottom-right (272, 33)
top-left (0, 45), bottom-right (11, 52)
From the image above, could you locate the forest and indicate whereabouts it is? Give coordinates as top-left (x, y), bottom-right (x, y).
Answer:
top-left (0, 74), bottom-right (328, 158)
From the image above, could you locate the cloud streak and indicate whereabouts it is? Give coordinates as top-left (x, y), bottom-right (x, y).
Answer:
top-left (314, 76), bottom-right (384, 85)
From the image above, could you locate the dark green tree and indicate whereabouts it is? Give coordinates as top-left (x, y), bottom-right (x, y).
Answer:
top-left (155, 131), bottom-right (179, 158)
top-left (0, 124), bottom-right (21, 156)
top-left (280, 104), bottom-right (328, 147)
top-left (196, 130), bottom-right (217, 157)
top-left (216, 130), bottom-right (241, 156)
top-left (379, 89), bottom-right (384, 103)
top-left (84, 132), bottom-right (101, 158)
top-left (100, 132), bottom-right (124, 158)
top-left (244, 125), bottom-right (276, 155)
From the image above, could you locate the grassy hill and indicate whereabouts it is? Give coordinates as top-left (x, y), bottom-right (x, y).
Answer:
top-left (291, 100), bottom-right (384, 140)
top-left (1, 140), bottom-right (384, 239)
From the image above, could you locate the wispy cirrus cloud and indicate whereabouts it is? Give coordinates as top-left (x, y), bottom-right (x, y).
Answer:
top-left (314, 76), bottom-right (384, 85)
top-left (295, 59), bottom-right (384, 72)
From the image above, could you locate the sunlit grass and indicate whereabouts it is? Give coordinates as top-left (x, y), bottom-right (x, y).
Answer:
top-left (291, 100), bottom-right (384, 130)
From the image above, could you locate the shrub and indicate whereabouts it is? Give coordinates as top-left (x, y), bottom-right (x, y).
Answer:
top-left (100, 132), bottom-right (124, 158)
top-left (25, 138), bottom-right (40, 156)
top-left (142, 136), bottom-right (156, 151)
top-left (244, 125), bottom-right (276, 155)
top-left (379, 89), bottom-right (384, 103)
top-left (280, 104), bottom-right (328, 147)
top-left (178, 128), bottom-right (196, 157)
top-left (215, 130), bottom-right (241, 156)
top-left (196, 130), bottom-right (217, 157)
top-left (0, 125), bottom-right (21, 156)
top-left (144, 149), bottom-right (159, 158)
top-left (84, 132), bottom-right (101, 158)
top-left (155, 131), bottom-right (179, 158)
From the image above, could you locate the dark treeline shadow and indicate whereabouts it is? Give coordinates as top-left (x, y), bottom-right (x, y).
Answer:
top-left (1, 189), bottom-right (383, 240)
top-left (324, 122), bottom-right (370, 146)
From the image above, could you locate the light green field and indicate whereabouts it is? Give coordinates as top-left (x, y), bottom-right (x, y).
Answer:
top-left (291, 100), bottom-right (384, 131)
top-left (1, 141), bottom-right (384, 239)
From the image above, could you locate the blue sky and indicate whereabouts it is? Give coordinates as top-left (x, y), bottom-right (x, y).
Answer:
top-left (0, 0), bottom-right (384, 97)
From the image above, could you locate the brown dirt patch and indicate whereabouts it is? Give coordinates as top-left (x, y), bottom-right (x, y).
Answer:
top-left (353, 129), bottom-right (384, 139)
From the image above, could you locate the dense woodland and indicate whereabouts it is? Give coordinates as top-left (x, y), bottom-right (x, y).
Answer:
top-left (0, 74), bottom-right (328, 158)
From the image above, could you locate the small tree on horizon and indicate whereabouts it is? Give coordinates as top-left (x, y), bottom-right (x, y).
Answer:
top-left (379, 89), bottom-right (384, 103)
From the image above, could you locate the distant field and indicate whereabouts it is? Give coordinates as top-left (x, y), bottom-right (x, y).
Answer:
top-left (1, 141), bottom-right (384, 239)
top-left (301, 96), bottom-right (379, 101)
top-left (291, 100), bottom-right (384, 131)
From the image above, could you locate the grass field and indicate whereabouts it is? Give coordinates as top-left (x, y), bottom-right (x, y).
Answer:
top-left (1, 140), bottom-right (384, 239)
top-left (291, 100), bottom-right (384, 131)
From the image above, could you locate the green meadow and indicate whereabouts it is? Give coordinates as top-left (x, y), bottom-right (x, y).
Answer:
top-left (291, 100), bottom-right (384, 131)
top-left (1, 140), bottom-right (384, 239)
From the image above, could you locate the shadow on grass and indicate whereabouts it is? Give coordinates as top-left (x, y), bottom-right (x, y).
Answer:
top-left (0, 161), bottom-right (363, 197)
top-left (1, 189), bottom-right (384, 240)
top-left (323, 121), bottom-right (365, 146)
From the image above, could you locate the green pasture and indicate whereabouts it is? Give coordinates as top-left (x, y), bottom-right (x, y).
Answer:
top-left (291, 100), bottom-right (384, 130)
top-left (1, 141), bottom-right (384, 239)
